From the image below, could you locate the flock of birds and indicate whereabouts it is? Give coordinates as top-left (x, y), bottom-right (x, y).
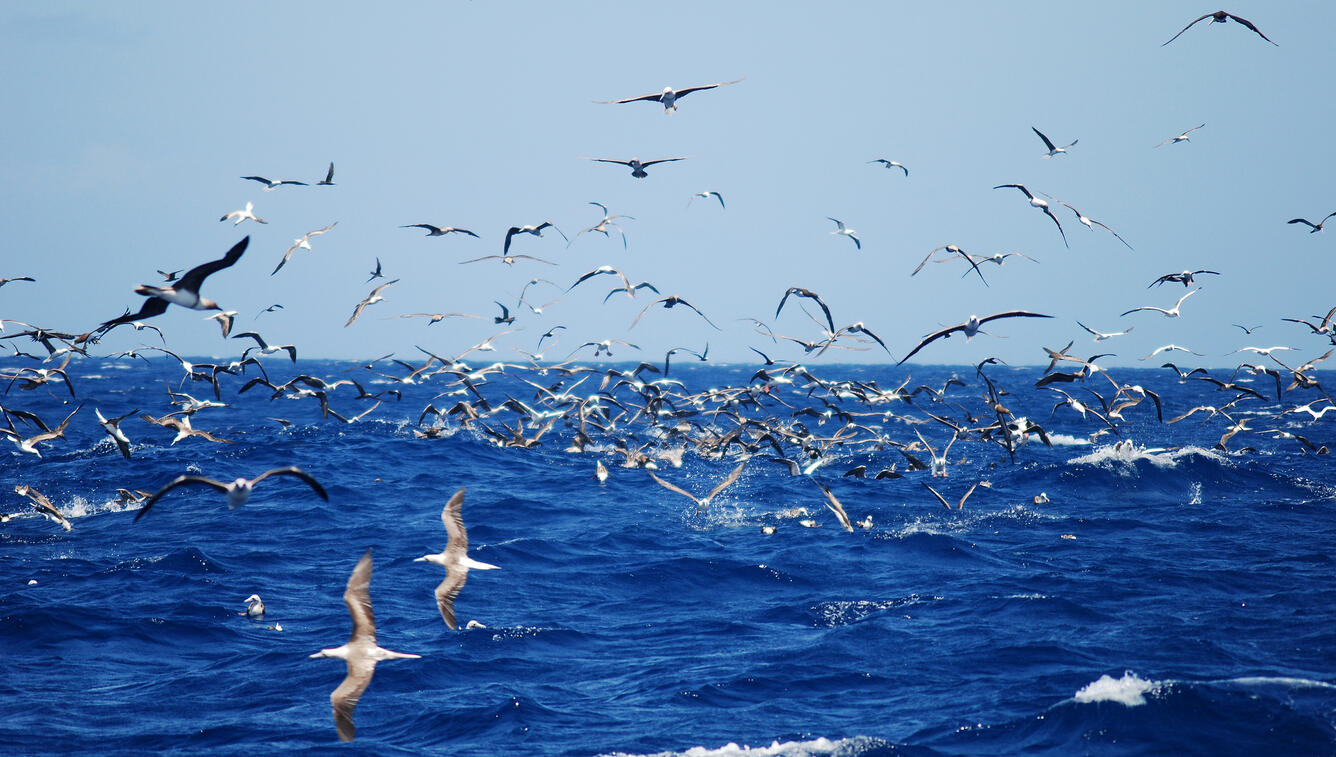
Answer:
top-left (4, 9), bottom-right (1334, 743)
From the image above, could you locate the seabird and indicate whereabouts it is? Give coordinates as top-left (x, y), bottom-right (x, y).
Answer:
top-left (272, 222), bottom-right (338, 275)
top-left (244, 594), bottom-right (266, 619)
top-left (219, 202), bottom-right (267, 225)
top-left (689, 191), bottom-right (726, 209)
top-left (0, 276), bottom-right (35, 287)
top-left (503, 222), bottom-right (567, 255)
top-left (897, 311), bottom-right (1053, 365)
top-left (826, 217), bottom-right (861, 249)
top-left (868, 159), bottom-right (909, 176)
top-left (13, 485), bottom-right (72, 531)
top-left (345, 280), bottom-right (399, 328)
top-left (310, 550), bottom-right (422, 742)
top-left (1287, 213), bottom-right (1336, 233)
top-left (317, 162), bottom-right (336, 186)
top-left (628, 295), bottom-right (721, 331)
top-left (414, 487), bottom-right (500, 630)
top-left (1121, 288), bottom-right (1200, 318)
top-left (647, 460), bottom-right (746, 514)
top-left (1032, 126), bottom-right (1077, 158)
top-left (95, 407), bottom-right (139, 459)
top-left (993, 184), bottom-right (1068, 248)
top-left (241, 175), bottom-right (309, 190)
top-left (775, 287), bottom-right (835, 334)
top-left (133, 466), bottom-right (327, 522)
top-left (233, 331), bottom-right (297, 363)
top-left (366, 258), bottom-right (385, 283)
top-left (1, 404), bottom-right (80, 457)
top-left (401, 224), bottom-right (479, 238)
top-left (812, 479), bottom-right (854, 532)
top-left (98, 237), bottom-right (249, 332)
top-left (1149, 269), bottom-right (1218, 287)
top-left (1162, 11), bottom-right (1277, 47)
top-left (922, 481), bottom-right (980, 510)
top-left (585, 157), bottom-right (688, 179)
top-left (1053, 200), bottom-right (1134, 250)
top-left (571, 202), bottom-right (634, 248)
top-left (1155, 124), bottom-right (1206, 147)
top-left (459, 254), bottom-right (556, 266)
top-left (1076, 321), bottom-right (1133, 342)
top-left (595, 78), bottom-right (743, 113)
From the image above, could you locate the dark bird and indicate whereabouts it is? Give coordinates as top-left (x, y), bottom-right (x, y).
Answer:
top-left (414, 487), bottom-right (500, 630)
top-left (98, 237), bottom-right (248, 332)
top-left (585, 157), bottom-right (688, 179)
top-left (629, 295), bottom-right (721, 331)
top-left (1148, 270), bottom-right (1218, 288)
top-left (310, 550), bottom-right (421, 742)
top-left (898, 311), bottom-right (1053, 365)
top-left (1162, 11), bottom-right (1277, 46)
top-left (1288, 213), bottom-right (1336, 233)
top-left (317, 162), bottom-right (336, 186)
top-left (133, 466), bottom-right (328, 522)
top-left (775, 287), bottom-right (835, 334)
top-left (366, 257), bottom-right (385, 283)
top-left (595, 78), bottom-right (744, 113)
top-left (0, 276), bottom-right (35, 287)
top-left (14, 485), bottom-right (72, 531)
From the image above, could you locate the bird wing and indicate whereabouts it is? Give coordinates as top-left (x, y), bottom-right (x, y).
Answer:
top-left (134, 475), bottom-right (230, 522)
top-left (1226, 13), bottom-right (1277, 45)
top-left (647, 471), bottom-right (704, 506)
top-left (241, 175), bottom-right (272, 185)
top-left (1042, 207), bottom-right (1069, 248)
top-left (641, 157), bottom-right (687, 167)
top-left (814, 479), bottom-right (854, 532)
top-left (703, 460), bottom-right (747, 506)
top-left (993, 183), bottom-right (1034, 200)
top-left (679, 299), bottom-right (722, 330)
top-left (1032, 126), bottom-right (1057, 152)
top-left (921, 482), bottom-right (953, 510)
top-left (440, 487), bottom-right (468, 551)
top-left (896, 323), bottom-right (964, 366)
top-left (330, 660), bottom-right (371, 742)
top-left (1288, 218), bottom-right (1319, 230)
top-left (251, 466), bottom-right (329, 500)
top-left (1161, 12), bottom-right (1213, 46)
top-left (627, 300), bottom-right (659, 330)
top-left (434, 565), bottom-right (467, 630)
top-left (343, 549), bottom-right (377, 643)
top-left (978, 310), bottom-right (1054, 326)
top-left (177, 237), bottom-right (250, 292)
top-left (589, 158), bottom-right (633, 167)
top-left (596, 91), bottom-right (665, 105)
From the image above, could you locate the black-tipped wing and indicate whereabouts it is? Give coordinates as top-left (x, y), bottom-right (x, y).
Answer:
top-left (177, 237), bottom-right (249, 293)
top-left (134, 475), bottom-right (230, 522)
top-left (1032, 126), bottom-right (1057, 152)
top-left (250, 466), bottom-right (329, 501)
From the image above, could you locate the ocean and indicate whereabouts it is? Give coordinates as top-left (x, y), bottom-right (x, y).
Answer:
top-left (2, 357), bottom-right (1334, 756)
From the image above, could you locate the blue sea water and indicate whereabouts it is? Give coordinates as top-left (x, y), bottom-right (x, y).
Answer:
top-left (2, 357), bottom-right (1334, 756)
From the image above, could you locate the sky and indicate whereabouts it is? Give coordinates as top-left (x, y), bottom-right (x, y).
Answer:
top-left (2, 2), bottom-right (1334, 369)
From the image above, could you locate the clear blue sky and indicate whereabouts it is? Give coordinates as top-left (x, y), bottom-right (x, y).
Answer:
top-left (3, 3), bottom-right (1333, 367)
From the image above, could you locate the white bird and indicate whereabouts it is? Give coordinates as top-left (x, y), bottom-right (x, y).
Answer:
top-left (826, 217), bottom-right (861, 250)
top-left (1053, 200), bottom-right (1134, 250)
top-left (414, 487), bottom-right (500, 630)
top-left (647, 460), bottom-right (747, 514)
top-left (133, 466), bottom-right (328, 522)
top-left (898, 311), bottom-right (1054, 365)
top-left (272, 222), bottom-right (338, 275)
top-left (219, 201), bottom-right (267, 226)
top-left (244, 594), bottom-right (266, 619)
top-left (13, 485), bottom-right (72, 531)
top-left (868, 158), bottom-right (909, 176)
top-left (241, 175), bottom-right (308, 190)
top-left (1032, 126), bottom-right (1077, 158)
top-left (1076, 321), bottom-right (1134, 342)
top-left (310, 550), bottom-right (421, 742)
top-left (595, 78), bottom-right (743, 114)
top-left (993, 184), bottom-right (1068, 248)
top-left (688, 191), bottom-right (726, 209)
top-left (1121, 288), bottom-right (1200, 318)
top-left (1141, 344), bottom-right (1204, 361)
top-left (1156, 123), bottom-right (1205, 148)
top-left (345, 280), bottom-right (399, 328)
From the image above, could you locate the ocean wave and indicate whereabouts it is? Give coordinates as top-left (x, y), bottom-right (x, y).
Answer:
top-left (601, 735), bottom-right (896, 757)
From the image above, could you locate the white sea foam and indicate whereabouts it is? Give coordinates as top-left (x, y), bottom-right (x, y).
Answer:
top-left (1068, 441), bottom-right (1223, 469)
top-left (1046, 432), bottom-right (1092, 446)
top-left (602, 735), bottom-right (888, 757)
top-left (1073, 672), bottom-right (1157, 706)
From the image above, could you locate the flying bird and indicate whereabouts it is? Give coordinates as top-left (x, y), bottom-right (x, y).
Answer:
top-left (826, 217), bottom-right (861, 250)
top-left (1076, 322), bottom-right (1134, 342)
top-left (629, 295), bottom-right (721, 331)
top-left (1155, 124), bottom-right (1205, 147)
top-left (993, 184), bottom-right (1068, 248)
top-left (310, 550), bottom-right (421, 742)
top-left (1287, 213), bottom-right (1336, 233)
top-left (503, 222), bottom-right (567, 255)
top-left (1162, 11), bottom-right (1277, 47)
top-left (273, 222), bottom-right (338, 275)
top-left (14, 485), bottom-right (72, 531)
top-left (1121, 288), bottom-right (1201, 318)
top-left (345, 280), bottom-right (399, 328)
top-left (595, 78), bottom-right (743, 114)
top-left (1148, 270), bottom-right (1218, 288)
top-left (241, 175), bottom-right (308, 190)
top-left (647, 460), bottom-right (747, 514)
top-left (868, 159), bottom-right (909, 176)
top-left (366, 258), bottom-right (385, 283)
top-left (95, 407), bottom-right (139, 460)
top-left (414, 487), bottom-right (500, 630)
top-left (317, 162), bottom-right (336, 186)
top-left (775, 287), bottom-right (835, 334)
top-left (133, 466), bottom-right (327, 522)
top-left (219, 201), bottom-right (267, 226)
top-left (1032, 126), bottom-right (1077, 158)
top-left (1053, 201), bottom-right (1134, 250)
top-left (688, 191), bottom-right (726, 209)
top-left (401, 224), bottom-right (479, 238)
top-left (98, 237), bottom-right (249, 332)
top-left (0, 276), bottom-right (35, 287)
top-left (897, 311), bottom-right (1053, 365)
top-left (585, 157), bottom-right (688, 179)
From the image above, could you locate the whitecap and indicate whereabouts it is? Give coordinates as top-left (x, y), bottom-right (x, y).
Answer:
top-left (1073, 671), bottom-right (1157, 706)
top-left (601, 735), bottom-right (888, 757)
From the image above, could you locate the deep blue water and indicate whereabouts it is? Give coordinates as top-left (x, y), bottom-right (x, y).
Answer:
top-left (2, 357), bottom-right (1334, 756)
